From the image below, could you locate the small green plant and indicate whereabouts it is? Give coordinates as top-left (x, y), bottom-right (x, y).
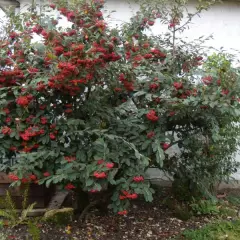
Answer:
top-left (176, 220), bottom-right (240, 240)
top-left (190, 199), bottom-right (220, 216)
top-left (0, 219), bottom-right (4, 228)
top-left (0, 186), bottom-right (35, 227)
top-left (0, 186), bottom-right (41, 239)
top-left (219, 205), bottom-right (237, 218)
top-left (27, 219), bottom-right (41, 240)
top-left (227, 195), bottom-right (240, 207)
top-left (0, 190), bottom-right (20, 227)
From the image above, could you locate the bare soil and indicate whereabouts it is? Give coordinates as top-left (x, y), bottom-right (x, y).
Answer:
top-left (1, 187), bottom-right (235, 240)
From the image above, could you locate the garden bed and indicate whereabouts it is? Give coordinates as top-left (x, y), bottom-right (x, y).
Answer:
top-left (0, 187), bottom-right (222, 240)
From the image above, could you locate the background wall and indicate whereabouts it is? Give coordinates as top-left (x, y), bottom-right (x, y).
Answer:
top-left (1, 0), bottom-right (240, 54)
top-left (104, 0), bottom-right (240, 54)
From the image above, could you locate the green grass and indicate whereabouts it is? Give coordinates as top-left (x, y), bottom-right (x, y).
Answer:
top-left (175, 220), bottom-right (240, 240)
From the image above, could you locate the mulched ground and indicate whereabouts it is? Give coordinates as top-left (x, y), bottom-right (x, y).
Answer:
top-left (0, 187), bottom-right (229, 240)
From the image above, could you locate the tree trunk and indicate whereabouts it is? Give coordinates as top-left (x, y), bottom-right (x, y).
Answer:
top-left (74, 188), bottom-right (90, 214)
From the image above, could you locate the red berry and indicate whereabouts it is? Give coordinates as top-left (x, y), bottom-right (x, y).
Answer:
top-left (118, 210), bottom-right (128, 215)
top-left (43, 172), bottom-right (50, 177)
top-left (29, 174), bottom-right (37, 181)
top-left (65, 183), bottom-right (76, 190)
top-left (133, 176), bottom-right (144, 182)
top-left (147, 132), bottom-right (155, 139)
top-left (146, 110), bottom-right (159, 122)
top-left (173, 82), bottom-right (183, 90)
top-left (93, 172), bottom-right (107, 179)
top-left (106, 162), bottom-right (114, 169)
top-left (162, 143), bottom-right (170, 151)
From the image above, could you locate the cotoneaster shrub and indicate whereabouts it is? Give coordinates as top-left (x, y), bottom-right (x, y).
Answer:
top-left (0, 0), bottom-right (240, 215)
top-left (0, 0), bottom-right (157, 214)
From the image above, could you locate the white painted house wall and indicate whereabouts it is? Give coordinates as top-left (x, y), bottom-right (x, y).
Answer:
top-left (1, 0), bottom-right (240, 182)
top-left (105, 0), bottom-right (240, 54)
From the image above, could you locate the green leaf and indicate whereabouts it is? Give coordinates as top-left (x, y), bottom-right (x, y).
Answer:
top-left (10, 131), bottom-right (16, 138)
top-left (152, 140), bottom-right (165, 168)
top-left (111, 192), bottom-right (119, 201)
top-left (135, 150), bottom-right (140, 159)
top-left (143, 188), bottom-right (153, 202)
top-left (86, 178), bottom-right (94, 187)
top-left (93, 154), bottom-right (103, 160)
top-left (142, 140), bottom-right (151, 150)
top-left (234, 109), bottom-right (240, 116)
top-left (76, 150), bottom-right (86, 162)
top-left (46, 178), bottom-right (53, 188)
top-left (108, 169), bottom-right (118, 185)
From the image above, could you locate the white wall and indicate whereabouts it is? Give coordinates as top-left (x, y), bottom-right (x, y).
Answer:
top-left (104, 0), bottom-right (240, 55)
